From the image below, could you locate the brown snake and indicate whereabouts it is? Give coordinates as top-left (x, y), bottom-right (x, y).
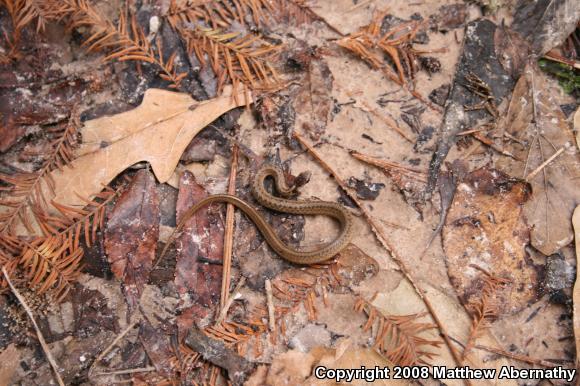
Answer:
top-left (161, 165), bottom-right (353, 265)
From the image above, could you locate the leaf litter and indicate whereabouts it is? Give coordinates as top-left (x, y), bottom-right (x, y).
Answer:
top-left (0, 0), bottom-right (580, 385)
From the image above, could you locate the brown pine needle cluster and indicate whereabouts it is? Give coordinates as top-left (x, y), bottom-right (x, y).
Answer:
top-left (187, 27), bottom-right (281, 100)
top-left (338, 12), bottom-right (440, 108)
top-left (166, 0), bottom-right (274, 29)
top-left (65, 1), bottom-right (187, 88)
top-left (0, 113), bottom-right (121, 301)
top-left (462, 273), bottom-right (510, 360)
top-left (354, 297), bottom-right (442, 366)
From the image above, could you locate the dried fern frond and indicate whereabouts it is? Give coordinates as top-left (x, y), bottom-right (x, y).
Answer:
top-left (19, 236), bottom-right (83, 301)
top-left (166, 0), bottom-right (274, 30)
top-left (65, 0), bottom-right (187, 88)
top-left (354, 297), bottom-right (442, 366)
top-left (0, 117), bottom-right (79, 235)
top-left (187, 26), bottom-right (281, 100)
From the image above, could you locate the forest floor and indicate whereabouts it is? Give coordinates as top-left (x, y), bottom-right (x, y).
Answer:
top-left (0, 0), bottom-right (579, 385)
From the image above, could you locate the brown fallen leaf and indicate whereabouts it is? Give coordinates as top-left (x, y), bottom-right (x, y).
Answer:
top-left (497, 64), bottom-right (580, 255)
top-left (293, 53), bottom-right (334, 141)
top-left (0, 344), bottom-right (20, 385)
top-left (139, 320), bottom-right (176, 379)
top-left (9, 87), bottom-right (249, 236)
top-left (104, 169), bottom-right (159, 312)
top-left (442, 168), bottom-right (538, 315)
top-left (174, 171), bottom-right (223, 334)
top-left (572, 205), bottom-right (580, 371)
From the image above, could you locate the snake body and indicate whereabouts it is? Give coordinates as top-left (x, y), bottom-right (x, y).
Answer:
top-left (162, 165), bottom-right (353, 265)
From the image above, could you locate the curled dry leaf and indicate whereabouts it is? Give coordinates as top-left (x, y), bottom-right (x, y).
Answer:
top-left (442, 168), bottom-right (538, 315)
top-left (104, 169), bottom-right (159, 312)
top-left (21, 87), bottom-right (250, 237)
top-left (497, 64), bottom-right (580, 255)
top-left (174, 171), bottom-right (223, 333)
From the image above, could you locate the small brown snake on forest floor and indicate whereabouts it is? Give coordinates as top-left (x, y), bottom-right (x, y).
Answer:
top-left (160, 164), bottom-right (354, 265)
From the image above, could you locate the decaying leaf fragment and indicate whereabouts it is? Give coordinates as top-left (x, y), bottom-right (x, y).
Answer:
top-left (174, 171), bottom-right (223, 332)
top-left (497, 64), bottom-right (580, 255)
top-left (442, 168), bottom-right (538, 314)
top-left (104, 169), bottom-right (159, 312)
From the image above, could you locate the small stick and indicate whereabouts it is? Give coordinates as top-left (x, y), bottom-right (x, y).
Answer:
top-left (215, 276), bottom-right (246, 325)
top-left (94, 366), bottom-right (156, 376)
top-left (345, 0), bottom-right (375, 12)
top-left (2, 267), bottom-right (65, 386)
top-left (221, 145), bottom-right (239, 309)
top-left (358, 99), bottom-right (415, 143)
top-left (351, 151), bottom-right (427, 182)
top-left (293, 132), bottom-right (467, 380)
top-left (525, 147), bottom-right (564, 181)
top-left (265, 279), bottom-right (276, 332)
top-left (89, 321), bottom-right (139, 376)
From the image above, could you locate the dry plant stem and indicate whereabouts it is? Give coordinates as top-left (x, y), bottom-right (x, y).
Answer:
top-left (221, 145), bottom-right (239, 309)
top-left (265, 279), bottom-right (276, 332)
top-left (524, 147), bottom-right (564, 181)
top-left (2, 267), bottom-right (65, 386)
top-left (544, 51), bottom-right (580, 70)
top-left (293, 131), bottom-right (466, 374)
top-left (94, 366), bottom-right (156, 376)
top-left (89, 321), bottom-right (139, 376)
top-left (351, 151), bottom-right (427, 182)
top-left (342, 88), bottom-right (414, 143)
top-left (215, 276), bottom-right (246, 325)
top-left (474, 345), bottom-right (571, 368)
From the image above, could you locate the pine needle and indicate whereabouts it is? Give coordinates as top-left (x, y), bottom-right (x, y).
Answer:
top-left (355, 297), bottom-right (442, 366)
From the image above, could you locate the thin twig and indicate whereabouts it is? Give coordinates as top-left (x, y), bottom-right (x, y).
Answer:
top-left (215, 276), bottom-right (246, 325)
top-left (265, 279), bottom-right (276, 332)
top-left (525, 147), bottom-right (564, 181)
top-left (94, 366), bottom-right (156, 376)
top-left (357, 96), bottom-right (415, 143)
top-left (2, 267), bottom-right (65, 386)
top-left (221, 145), bottom-right (239, 309)
top-left (351, 151), bottom-right (427, 182)
top-left (89, 321), bottom-right (139, 376)
top-left (293, 132), bottom-right (467, 378)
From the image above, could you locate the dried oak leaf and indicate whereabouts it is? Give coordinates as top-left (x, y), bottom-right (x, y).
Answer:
top-left (104, 169), bottom-right (159, 312)
top-left (497, 64), bottom-right (580, 255)
top-left (174, 171), bottom-right (223, 334)
top-left (442, 168), bottom-right (538, 314)
top-left (26, 87), bottom-right (249, 236)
